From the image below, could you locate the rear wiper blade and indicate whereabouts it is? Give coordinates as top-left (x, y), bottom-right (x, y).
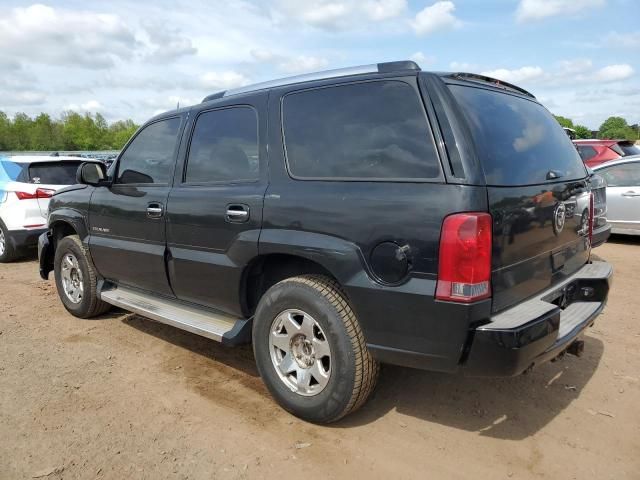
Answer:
top-left (546, 170), bottom-right (563, 180)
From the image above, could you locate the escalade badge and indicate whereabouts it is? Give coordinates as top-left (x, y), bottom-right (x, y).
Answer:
top-left (553, 203), bottom-right (566, 235)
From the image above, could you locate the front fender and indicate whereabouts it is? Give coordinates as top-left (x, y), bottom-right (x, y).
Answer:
top-left (48, 209), bottom-right (90, 242)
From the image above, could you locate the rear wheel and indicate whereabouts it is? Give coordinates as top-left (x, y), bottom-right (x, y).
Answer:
top-left (253, 275), bottom-right (379, 423)
top-left (0, 221), bottom-right (17, 263)
top-left (54, 235), bottom-right (111, 318)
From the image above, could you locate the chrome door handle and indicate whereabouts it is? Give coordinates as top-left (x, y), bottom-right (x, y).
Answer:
top-left (621, 191), bottom-right (640, 197)
top-left (146, 204), bottom-right (164, 218)
top-left (226, 205), bottom-right (249, 222)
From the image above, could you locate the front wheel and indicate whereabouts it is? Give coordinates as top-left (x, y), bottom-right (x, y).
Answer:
top-left (253, 275), bottom-right (379, 423)
top-left (54, 235), bottom-right (111, 318)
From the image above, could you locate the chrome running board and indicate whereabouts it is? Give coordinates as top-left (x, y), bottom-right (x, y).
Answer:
top-left (100, 285), bottom-right (250, 344)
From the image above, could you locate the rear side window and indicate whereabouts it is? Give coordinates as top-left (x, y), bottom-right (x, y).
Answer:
top-left (450, 85), bottom-right (587, 185)
top-left (117, 117), bottom-right (181, 184)
top-left (282, 81), bottom-right (441, 180)
top-left (577, 145), bottom-right (597, 161)
top-left (28, 162), bottom-right (82, 185)
top-left (185, 107), bottom-right (258, 183)
top-left (597, 162), bottom-right (640, 187)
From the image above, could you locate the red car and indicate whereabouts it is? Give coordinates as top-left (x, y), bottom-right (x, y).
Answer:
top-left (573, 139), bottom-right (640, 167)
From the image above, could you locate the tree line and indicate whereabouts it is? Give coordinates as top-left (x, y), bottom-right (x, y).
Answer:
top-left (554, 114), bottom-right (639, 141)
top-left (0, 111), bottom-right (139, 152)
top-left (0, 110), bottom-right (637, 152)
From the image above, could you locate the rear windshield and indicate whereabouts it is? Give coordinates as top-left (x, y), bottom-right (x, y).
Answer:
top-left (28, 162), bottom-right (82, 185)
top-left (449, 85), bottom-right (587, 186)
top-left (617, 142), bottom-right (640, 157)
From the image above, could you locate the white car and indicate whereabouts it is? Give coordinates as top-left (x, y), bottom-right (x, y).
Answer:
top-left (592, 156), bottom-right (640, 236)
top-left (0, 155), bottom-right (84, 262)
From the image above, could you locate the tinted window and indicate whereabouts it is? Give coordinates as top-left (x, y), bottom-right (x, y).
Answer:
top-left (28, 162), bottom-right (82, 185)
top-left (597, 162), bottom-right (640, 187)
top-left (117, 117), bottom-right (181, 184)
top-left (619, 143), bottom-right (640, 157)
top-left (186, 107), bottom-right (258, 183)
top-left (283, 81), bottom-right (440, 179)
top-left (450, 85), bottom-right (587, 185)
top-left (577, 145), bottom-right (597, 161)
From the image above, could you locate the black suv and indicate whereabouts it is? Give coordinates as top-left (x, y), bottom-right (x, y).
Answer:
top-left (39, 61), bottom-right (612, 423)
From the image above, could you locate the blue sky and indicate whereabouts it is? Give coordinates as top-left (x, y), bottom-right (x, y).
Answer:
top-left (0, 0), bottom-right (638, 129)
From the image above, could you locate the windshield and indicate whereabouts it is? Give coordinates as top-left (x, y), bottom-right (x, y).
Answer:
top-left (449, 85), bottom-right (587, 186)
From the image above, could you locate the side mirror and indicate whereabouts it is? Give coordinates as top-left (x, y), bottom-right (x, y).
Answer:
top-left (76, 162), bottom-right (108, 186)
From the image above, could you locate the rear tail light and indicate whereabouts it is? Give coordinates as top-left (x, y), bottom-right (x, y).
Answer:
top-left (436, 212), bottom-right (492, 303)
top-left (14, 188), bottom-right (55, 200)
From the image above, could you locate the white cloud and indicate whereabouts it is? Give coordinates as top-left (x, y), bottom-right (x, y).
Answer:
top-left (604, 31), bottom-right (640, 49)
top-left (1, 91), bottom-right (47, 106)
top-left (0, 4), bottom-right (138, 69)
top-left (516, 0), bottom-right (606, 23)
top-left (593, 64), bottom-right (634, 82)
top-left (481, 61), bottom-right (634, 87)
top-left (142, 20), bottom-right (197, 62)
top-left (65, 100), bottom-right (104, 112)
top-left (411, 1), bottom-right (461, 36)
top-left (279, 55), bottom-right (330, 74)
top-left (200, 71), bottom-right (251, 90)
top-left (365, 0), bottom-right (407, 21)
top-left (273, 0), bottom-right (406, 30)
top-left (481, 66), bottom-right (545, 83)
top-left (250, 49), bottom-right (329, 74)
top-left (409, 52), bottom-right (435, 65)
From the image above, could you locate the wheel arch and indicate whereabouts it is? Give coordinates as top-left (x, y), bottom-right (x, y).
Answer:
top-left (241, 253), bottom-right (338, 317)
top-left (48, 208), bottom-right (89, 246)
top-left (242, 229), bottom-right (370, 317)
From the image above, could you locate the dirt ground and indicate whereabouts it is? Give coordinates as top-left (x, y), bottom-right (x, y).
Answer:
top-left (1, 237), bottom-right (639, 480)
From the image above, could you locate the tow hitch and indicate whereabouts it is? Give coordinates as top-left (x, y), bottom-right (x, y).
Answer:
top-left (567, 340), bottom-right (585, 357)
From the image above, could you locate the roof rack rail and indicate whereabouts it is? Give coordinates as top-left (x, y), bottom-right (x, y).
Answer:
top-left (447, 72), bottom-right (535, 99)
top-left (202, 60), bottom-right (421, 103)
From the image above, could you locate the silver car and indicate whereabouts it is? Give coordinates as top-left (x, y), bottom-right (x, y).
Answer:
top-left (593, 156), bottom-right (640, 236)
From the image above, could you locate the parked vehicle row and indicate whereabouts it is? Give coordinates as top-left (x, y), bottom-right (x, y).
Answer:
top-left (0, 156), bottom-right (84, 262)
top-left (592, 157), bottom-right (640, 236)
top-left (574, 139), bottom-right (640, 167)
top-left (37, 62), bottom-right (612, 423)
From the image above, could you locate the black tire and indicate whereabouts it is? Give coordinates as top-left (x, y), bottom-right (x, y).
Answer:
top-left (0, 220), bottom-right (18, 263)
top-left (54, 235), bottom-right (111, 318)
top-left (253, 275), bottom-right (379, 423)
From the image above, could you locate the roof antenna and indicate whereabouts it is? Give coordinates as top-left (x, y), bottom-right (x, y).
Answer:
top-left (176, 101), bottom-right (180, 110)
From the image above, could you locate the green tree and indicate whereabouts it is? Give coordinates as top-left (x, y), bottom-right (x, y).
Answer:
top-left (574, 125), bottom-right (592, 139)
top-left (108, 119), bottom-right (138, 149)
top-left (0, 111), bottom-right (139, 152)
top-left (598, 116), bottom-right (635, 140)
top-left (0, 112), bottom-right (10, 150)
top-left (553, 115), bottom-right (574, 129)
top-left (8, 113), bottom-right (33, 150)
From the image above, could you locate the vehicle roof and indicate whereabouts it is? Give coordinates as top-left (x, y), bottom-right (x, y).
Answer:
top-left (592, 155), bottom-right (640, 170)
top-left (148, 60), bottom-right (537, 122)
top-left (573, 139), bottom-right (627, 145)
top-left (4, 155), bottom-right (85, 163)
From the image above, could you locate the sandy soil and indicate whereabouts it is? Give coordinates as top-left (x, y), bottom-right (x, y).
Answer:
top-left (1, 237), bottom-right (639, 479)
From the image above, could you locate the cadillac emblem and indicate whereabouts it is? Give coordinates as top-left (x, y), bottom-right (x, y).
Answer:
top-left (553, 203), bottom-right (566, 235)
